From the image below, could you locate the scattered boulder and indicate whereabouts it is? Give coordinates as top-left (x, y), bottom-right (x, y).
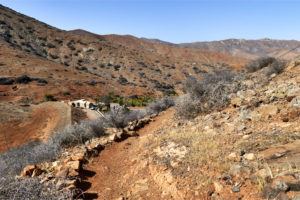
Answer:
top-left (280, 106), bottom-right (300, 122)
top-left (228, 152), bottom-right (240, 162)
top-left (272, 180), bottom-right (290, 192)
top-left (231, 186), bottom-right (240, 192)
top-left (20, 165), bottom-right (42, 177)
top-left (237, 125), bottom-right (246, 131)
top-left (257, 104), bottom-right (279, 116)
top-left (65, 160), bottom-right (80, 171)
top-left (213, 181), bottom-right (223, 193)
top-left (275, 192), bottom-right (289, 200)
top-left (55, 167), bottom-right (69, 178)
top-left (290, 96), bottom-right (300, 108)
top-left (244, 153), bottom-right (255, 161)
top-left (255, 168), bottom-right (272, 180)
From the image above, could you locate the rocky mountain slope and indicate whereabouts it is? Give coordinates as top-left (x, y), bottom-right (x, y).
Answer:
top-left (1, 4), bottom-right (299, 200)
top-left (0, 4), bottom-right (246, 99)
top-left (142, 37), bottom-right (300, 60)
top-left (180, 38), bottom-right (300, 60)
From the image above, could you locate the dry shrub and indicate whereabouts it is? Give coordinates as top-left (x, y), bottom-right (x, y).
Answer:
top-left (245, 57), bottom-right (276, 72)
top-left (0, 140), bottom-right (59, 177)
top-left (0, 96), bottom-right (174, 177)
top-left (244, 57), bottom-right (286, 75)
top-left (0, 176), bottom-right (73, 200)
top-left (52, 119), bottom-right (106, 148)
top-left (105, 96), bottom-right (174, 128)
top-left (176, 70), bottom-right (243, 118)
top-left (265, 60), bottom-right (286, 76)
top-left (146, 96), bottom-right (175, 115)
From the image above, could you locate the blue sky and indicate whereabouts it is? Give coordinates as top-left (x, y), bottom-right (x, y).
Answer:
top-left (1, 0), bottom-right (300, 43)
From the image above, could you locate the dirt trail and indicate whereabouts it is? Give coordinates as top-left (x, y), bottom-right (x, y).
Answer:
top-left (84, 109), bottom-right (101, 120)
top-left (0, 102), bottom-right (71, 153)
top-left (79, 109), bottom-right (175, 200)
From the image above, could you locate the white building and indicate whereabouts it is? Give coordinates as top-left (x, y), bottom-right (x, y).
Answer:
top-left (69, 99), bottom-right (95, 109)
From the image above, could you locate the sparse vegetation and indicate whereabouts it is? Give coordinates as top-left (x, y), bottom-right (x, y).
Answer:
top-left (46, 43), bottom-right (56, 48)
top-left (105, 96), bottom-right (174, 128)
top-left (265, 59), bottom-right (286, 76)
top-left (96, 93), bottom-right (156, 107)
top-left (245, 57), bottom-right (276, 72)
top-left (86, 80), bottom-right (97, 86)
top-left (52, 119), bottom-right (106, 148)
top-left (71, 107), bottom-right (87, 124)
top-left (63, 91), bottom-right (70, 96)
top-left (44, 94), bottom-right (55, 101)
top-left (0, 119), bottom-right (105, 177)
top-left (244, 57), bottom-right (285, 76)
top-left (176, 70), bottom-right (243, 118)
top-left (146, 96), bottom-right (175, 114)
top-left (0, 77), bottom-right (14, 85)
top-left (0, 95), bottom-right (174, 178)
top-left (0, 140), bottom-right (59, 176)
top-left (15, 75), bottom-right (31, 84)
top-left (0, 176), bottom-right (73, 200)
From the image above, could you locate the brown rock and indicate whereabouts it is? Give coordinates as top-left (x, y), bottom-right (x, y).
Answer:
top-left (71, 154), bottom-right (86, 162)
top-left (20, 165), bottom-right (41, 177)
top-left (108, 133), bottom-right (118, 142)
top-left (117, 130), bottom-right (128, 140)
top-left (228, 152), bottom-right (241, 162)
top-left (66, 160), bottom-right (81, 171)
top-left (31, 167), bottom-right (42, 177)
top-left (257, 105), bottom-right (279, 116)
top-left (231, 98), bottom-right (243, 108)
top-left (255, 169), bottom-right (271, 179)
top-left (126, 131), bottom-right (138, 136)
top-left (275, 192), bottom-right (289, 200)
top-left (68, 169), bottom-right (79, 176)
top-left (280, 107), bottom-right (300, 122)
top-left (55, 167), bottom-right (69, 178)
top-left (244, 153), bottom-right (255, 161)
top-left (213, 182), bottom-right (223, 193)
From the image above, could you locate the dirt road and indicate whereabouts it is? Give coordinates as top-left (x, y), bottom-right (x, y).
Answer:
top-left (0, 102), bottom-right (71, 153)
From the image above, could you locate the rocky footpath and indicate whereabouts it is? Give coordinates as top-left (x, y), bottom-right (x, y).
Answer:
top-left (18, 116), bottom-right (154, 198)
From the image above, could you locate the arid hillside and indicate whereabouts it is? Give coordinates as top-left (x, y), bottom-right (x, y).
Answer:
top-left (2, 57), bottom-right (299, 200)
top-left (0, 42), bottom-right (152, 102)
top-left (180, 38), bottom-right (300, 60)
top-left (142, 37), bottom-right (300, 60)
top-left (0, 4), bottom-right (247, 98)
top-left (1, 4), bottom-right (300, 200)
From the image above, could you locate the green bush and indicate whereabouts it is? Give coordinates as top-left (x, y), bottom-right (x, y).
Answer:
top-left (95, 93), bottom-right (155, 108)
top-left (63, 91), bottom-right (70, 96)
top-left (44, 94), bottom-right (55, 101)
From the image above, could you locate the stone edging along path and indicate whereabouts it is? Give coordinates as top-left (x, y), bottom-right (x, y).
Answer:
top-left (19, 116), bottom-right (155, 198)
